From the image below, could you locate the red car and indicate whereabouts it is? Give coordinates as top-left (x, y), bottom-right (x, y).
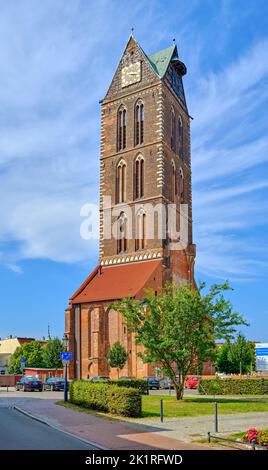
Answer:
top-left (185, 376), bottom-right (200, 389)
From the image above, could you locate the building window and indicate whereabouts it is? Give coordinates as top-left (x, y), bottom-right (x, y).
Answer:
top-left (116, 160), bottom-right (127, 203)
top-left (179, 168), bottom-right (184, 201)
top-left (135, 209), bottom-right (146, 251)
top-left (178, 116), bottom-right (184, 159)
top-left (134, 100), bottom-right (144, 146)
top-left (171, 160), bottom-right (176, 202)
top-left (134, 155), bottom-right (144, 199)
top-left (171, 108), bottom-right (176, 152)
top-left (117, 212), bottom-right (127, 254)
top-left (117, 106), bottom-right (127, 151)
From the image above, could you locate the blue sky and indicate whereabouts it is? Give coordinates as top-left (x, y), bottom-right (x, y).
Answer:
top-left (0, 0), bottom-right (267, 341)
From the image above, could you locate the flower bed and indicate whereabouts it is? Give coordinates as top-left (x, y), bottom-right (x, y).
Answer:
top-left (242, 428), bottom-right (268, 448)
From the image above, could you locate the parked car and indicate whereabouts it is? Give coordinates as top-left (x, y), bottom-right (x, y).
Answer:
top-left (159, 377), bottom-right (175, 389)
top-left (119, 376), bottom-right (133, 380)
top-left (143, 376), bottom-right (160, 390)
top-left (91, 376), bottom-right (110, 382)
top-left (15, 376), bottom-right (43, 392)
top-left (43, 377), bottom-right (65, 391)
top-left (185, 376), bottom-right (200, 389)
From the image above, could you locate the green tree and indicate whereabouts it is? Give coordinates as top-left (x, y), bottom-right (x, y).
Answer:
top-left (42, 338), bottom-right (63, 369)
top-left (107, 341), bottom-right (128, 378)
top-left (215, 342), bottom-right (233, 374)
top-left (216, 333), bottom-right (255, 374)
top-left (113, 282), bottom-right (247, 400)
top-left (8, 341), bottom-right (44, 374)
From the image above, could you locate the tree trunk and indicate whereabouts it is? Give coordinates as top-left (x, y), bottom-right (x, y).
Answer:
top-left (174, 381), bottom-right (184, 400)
top-left (117, 368), bottom-right (119, 379)
top-left (172, 380), bottom-right (184, 400)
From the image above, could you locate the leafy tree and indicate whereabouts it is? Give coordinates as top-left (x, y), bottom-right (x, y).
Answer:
top-left (113, 282), bottom-right (247, 400)
top-left (215, 342), bottom-right (232, 373)
top-left (8, 341), bottom-right (44, 374)
top-left (216, 333), bottom-right (255, 374)
top-left (107, 341), bottom-right (128, 378)
top-left (42, 338), bottom-right (64, 369)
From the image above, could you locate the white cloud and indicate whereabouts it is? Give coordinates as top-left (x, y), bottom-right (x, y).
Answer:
top-left (189, 37), bottom-right (268, 281)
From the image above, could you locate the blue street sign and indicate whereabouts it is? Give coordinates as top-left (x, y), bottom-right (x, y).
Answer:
top-left (20, 357), bottom-right (26, 363)
top-left (60, 352), bottom-right (72, 362)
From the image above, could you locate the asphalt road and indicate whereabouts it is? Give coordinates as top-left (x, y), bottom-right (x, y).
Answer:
top-left (0, 407), bottom-right (97, 450)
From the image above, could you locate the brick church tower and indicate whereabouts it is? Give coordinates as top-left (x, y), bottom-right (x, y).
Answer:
top-left (65, 36), bottom-right (196, 379)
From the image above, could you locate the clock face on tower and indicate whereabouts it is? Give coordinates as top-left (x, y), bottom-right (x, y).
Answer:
top-left (121, 61), bottom-right (141, 88)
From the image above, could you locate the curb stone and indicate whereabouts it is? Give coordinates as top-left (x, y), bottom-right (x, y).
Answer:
top-left (12, 405), bottom-right (108, 450)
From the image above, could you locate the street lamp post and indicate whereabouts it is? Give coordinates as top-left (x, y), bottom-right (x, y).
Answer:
top-left (62, 333), bottom-right (69, 402)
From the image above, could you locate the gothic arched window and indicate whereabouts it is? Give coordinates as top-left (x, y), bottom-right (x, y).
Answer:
top-left (171, 160), bottom-right (176, 202)
top-left (134, 154), bottom-right (144, 199)
top-left (117, 212), bottom-right (128, 254)
top-left (134, 100), bottom-right (144, 146)
top-left (171, 108), bottom-right (176, 152)
top-left (178, 116), bottom-right (184, 159)
top-left (117, 106), bottom-right (127, 151)
top-left (116, 159), bottom-right (127, 203)
top-left (135, 209), bottom-right (146, 251)
top-left (179, 167), bottom-right (184, 201)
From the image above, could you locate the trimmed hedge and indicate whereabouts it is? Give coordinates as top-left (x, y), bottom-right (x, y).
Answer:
top-left (69, 380), bottom-right (142, 417)
top-left (199, 378), bottom-right (268, 395)
top-left (110, 379), bottom-right (148, 395)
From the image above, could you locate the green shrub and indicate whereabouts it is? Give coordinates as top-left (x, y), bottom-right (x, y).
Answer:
top-left (106, 386), bottom-right (142, 416)
top-left (110, 379), bottom-right (148, 395)
top-left (69, 380), bottom-right (141, 417)
top-left (199, 378), bottom-right (268, 395)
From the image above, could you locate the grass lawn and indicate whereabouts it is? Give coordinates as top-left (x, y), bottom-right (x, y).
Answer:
top-left (142, 395), bottom-right (268, 418)
top-left (57, 397), bottom-right (268, 420)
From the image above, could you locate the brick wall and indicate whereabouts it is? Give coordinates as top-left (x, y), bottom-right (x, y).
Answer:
top-left (66, 36), bottom-right (196, 380)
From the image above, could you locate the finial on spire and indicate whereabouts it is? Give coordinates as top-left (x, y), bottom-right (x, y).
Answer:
top-left (131, 27), bottom-right (134, 36)
top-left (173, 38), bottom-right (176, 45)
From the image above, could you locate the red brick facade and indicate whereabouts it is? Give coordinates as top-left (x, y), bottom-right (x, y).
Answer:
top-left (65, 36), bottom-right (196, 379)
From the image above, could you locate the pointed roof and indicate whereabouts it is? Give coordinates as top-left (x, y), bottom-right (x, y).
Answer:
top-left (70, 259), bottom-right (162, 304)
top-left (147, 45), bottom-right (176, 79)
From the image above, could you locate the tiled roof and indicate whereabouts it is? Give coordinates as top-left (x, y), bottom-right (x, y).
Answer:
top-left (70, 260), bottom-right (161, 304)
top-left (147, 45), bottom-right (176, 78)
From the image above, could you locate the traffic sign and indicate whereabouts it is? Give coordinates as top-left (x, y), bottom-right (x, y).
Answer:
top-left (20, 357), bottom-right (26, 363)
top-left (256, 343), bottom-right (268, 371)
top-left (60, 352), bottom-right (72, 363)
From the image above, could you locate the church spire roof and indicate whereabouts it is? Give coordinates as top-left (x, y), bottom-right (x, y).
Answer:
top-left (147, 44), bottom-right (176, 78)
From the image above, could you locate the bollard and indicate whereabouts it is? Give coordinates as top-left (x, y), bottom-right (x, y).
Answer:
top-left (208, 431), bottom-right (211, 443)
top-left (214, 402), bottom-right (218, 433)
top-left (6, 385), bottom-right (8, 393)
top-left (160, 398), bottom-right (164, 422)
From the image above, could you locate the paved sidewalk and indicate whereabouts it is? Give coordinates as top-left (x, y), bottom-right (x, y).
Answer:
top-left (0, 395), bottom-right (214, 450)
top-left (1, 392), bottom-right (268, 448)
top-left (127, 412), bottom-right (268, 442)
